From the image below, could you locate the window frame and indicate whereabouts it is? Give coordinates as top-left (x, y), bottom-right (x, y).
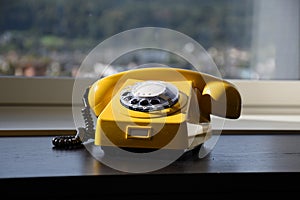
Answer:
top-left (1, 76), bottom-right (300, 135)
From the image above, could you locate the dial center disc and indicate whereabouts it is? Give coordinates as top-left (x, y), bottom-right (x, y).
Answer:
top-left (120, 80), bottom-right (179, 112)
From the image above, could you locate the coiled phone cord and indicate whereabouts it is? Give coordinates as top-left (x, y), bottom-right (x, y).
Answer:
top-left (52, 88), bottom-right (95, 149)
top-left (52, 134), bottom-right (83, 149)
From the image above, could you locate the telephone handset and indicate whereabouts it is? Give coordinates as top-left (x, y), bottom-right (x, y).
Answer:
top-left (89, 67), bottom-right (241, 120)
top-left (52, 67), bottom-right (241, 157)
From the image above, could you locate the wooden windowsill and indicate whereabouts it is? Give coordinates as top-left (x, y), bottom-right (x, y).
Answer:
top-left (1, 133), bottom-right (300, 198)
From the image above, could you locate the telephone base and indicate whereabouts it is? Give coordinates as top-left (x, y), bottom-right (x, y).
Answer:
top-left (101, 144), bottom-right (203, 161)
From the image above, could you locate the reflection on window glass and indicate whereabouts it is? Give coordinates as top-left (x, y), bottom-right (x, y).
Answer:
top-left (0, 0), bottom-right (298, 79)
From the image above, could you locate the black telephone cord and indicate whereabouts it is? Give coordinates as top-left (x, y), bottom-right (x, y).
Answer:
top-left (52, 135), bottom-right (83, 149)
top-left (52, 87), bottom-right (94, 150)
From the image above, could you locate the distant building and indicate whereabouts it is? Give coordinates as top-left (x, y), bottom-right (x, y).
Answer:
top-left (14, 55), bottom-right (50, 77)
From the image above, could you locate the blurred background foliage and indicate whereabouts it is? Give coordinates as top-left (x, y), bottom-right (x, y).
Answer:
top-left (0, 0), bottom-right (253, 77)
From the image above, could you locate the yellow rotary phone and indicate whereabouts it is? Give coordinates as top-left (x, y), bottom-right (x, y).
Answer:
top-left (86, 67), bottom-right (241, 156)
top-left (53, 67), bottom-right (241, 159)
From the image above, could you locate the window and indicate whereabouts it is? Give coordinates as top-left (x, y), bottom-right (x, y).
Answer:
top-left (0, 0), bottom-right (299, 134)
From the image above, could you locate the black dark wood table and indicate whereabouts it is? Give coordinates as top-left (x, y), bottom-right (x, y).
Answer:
top-left (1, 132), bottom-right (300, 199)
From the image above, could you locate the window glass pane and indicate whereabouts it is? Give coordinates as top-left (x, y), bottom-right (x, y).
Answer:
top-left (0, 0), bottom-right (298, 79)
